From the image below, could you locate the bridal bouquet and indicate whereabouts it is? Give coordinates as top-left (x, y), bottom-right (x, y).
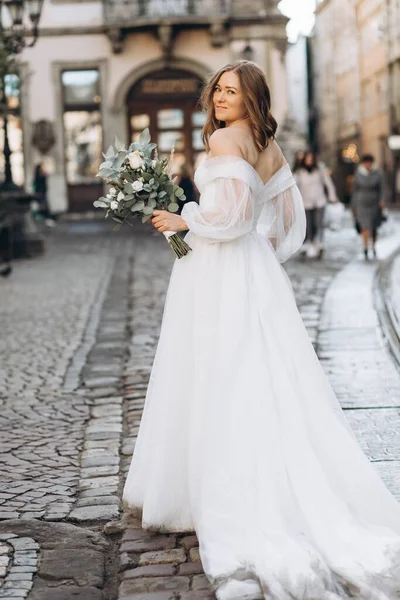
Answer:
top-left (93, 128), bottom-right (191, 258)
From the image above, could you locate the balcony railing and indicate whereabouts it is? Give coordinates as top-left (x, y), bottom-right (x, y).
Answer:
top-left (104, 0), bottom-right (230, 25)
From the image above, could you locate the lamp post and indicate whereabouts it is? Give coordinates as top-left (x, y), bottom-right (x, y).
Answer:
top-left (0, 0), bottom-right (44, 190)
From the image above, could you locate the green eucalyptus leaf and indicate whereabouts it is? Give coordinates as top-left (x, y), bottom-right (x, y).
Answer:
top-left (131, 201), bottom-right (145, 212)
top-left (139, 128), bottom-right (151, 146)
top-left (93, 199), bottom-right (108, 208)
top-left (128, 141), bottom-right (141, 151)
top-left (114, 136), bottom-right (125, 151)
top-left (99, 160), bottom-right (112, 170)
top-left (105, 145), bottom-right (115, 160)
top-left (97, 168), bottom-right (114, 178)
top-left (113, 223), bottom-right (122, 231)
top-left (143, 206), bottom-right (154, 215)
top-left (168, 202), bottom-right (179, 213)
top-left (175, 187), bottom-right (184, 197)
top-left (142, 214), bottom-right (152, 223)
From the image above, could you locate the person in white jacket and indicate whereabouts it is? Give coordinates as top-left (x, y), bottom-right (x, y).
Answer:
top-left (294, 151), bottom-right (337, 258)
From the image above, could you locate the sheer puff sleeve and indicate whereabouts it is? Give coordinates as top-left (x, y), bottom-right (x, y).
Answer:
top-left (257, 165), bottom-right (306, 263)
top-left (182, 156), bottom-right (258, 242)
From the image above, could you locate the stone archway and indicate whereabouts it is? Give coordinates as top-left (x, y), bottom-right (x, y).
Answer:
top-left (111, 56), bottom-right (210, 113)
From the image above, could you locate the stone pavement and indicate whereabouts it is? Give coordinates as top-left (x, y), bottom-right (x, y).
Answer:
top-left (0, 213), bottom-right (400, 599)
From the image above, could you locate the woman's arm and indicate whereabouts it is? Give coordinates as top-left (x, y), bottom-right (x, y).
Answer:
top-left (378, 171), bottom-right (386, 208)
top-left (321, 165), bottom-right (337, 203)
top-left (152, 131), bottom-right (255, 241)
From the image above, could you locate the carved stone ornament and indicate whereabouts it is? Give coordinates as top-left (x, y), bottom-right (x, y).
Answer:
top-left (158, 24), bottom-right (173, 57)
top-left (31, 120), bottom-right (56, 155)
top-left (108, 27), bottom-right (123, 54)
top-left (210, 21), bottom-right (227, 47)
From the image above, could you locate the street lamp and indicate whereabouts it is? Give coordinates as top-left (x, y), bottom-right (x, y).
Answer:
top-left (1, 0), bottom-right (44, 52)
top-left (0, 0), bottom-right (44, 189)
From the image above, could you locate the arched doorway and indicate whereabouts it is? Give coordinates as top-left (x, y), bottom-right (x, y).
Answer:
top-left (126, 69), bottom-right (206, 174)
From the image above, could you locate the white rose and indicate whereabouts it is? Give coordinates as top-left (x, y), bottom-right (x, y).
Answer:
top-left (128, 150), bottom-right (145, 170)
top-left (132, 180), bottom-right (144, 192)
top-left (117, 191), bottom-right (125, 201)
top-left (110, 200), bottom-right (119, 210)
top-left (109, 186), bottom-right (117, 196)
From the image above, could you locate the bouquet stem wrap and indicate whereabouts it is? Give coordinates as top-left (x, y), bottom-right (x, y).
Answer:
top-left (163, 231), bottom-right (192, 259)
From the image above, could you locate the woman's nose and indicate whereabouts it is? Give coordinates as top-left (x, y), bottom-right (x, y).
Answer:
top-left (217, 91), bottom-right (226, 102)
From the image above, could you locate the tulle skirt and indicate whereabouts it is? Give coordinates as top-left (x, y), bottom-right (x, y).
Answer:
top-left (123, 230), bottom-right (400, 599)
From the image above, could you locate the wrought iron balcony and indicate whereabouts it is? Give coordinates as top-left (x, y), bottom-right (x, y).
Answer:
top-left (104, 0), bottom-right (230, 26)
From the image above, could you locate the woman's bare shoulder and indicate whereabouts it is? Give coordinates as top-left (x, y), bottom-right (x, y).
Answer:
top-left (209, 129), bottom-right (243, 158)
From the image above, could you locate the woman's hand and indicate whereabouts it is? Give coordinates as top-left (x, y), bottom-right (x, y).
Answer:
top-left (151, 210), bottom-right (188, 233)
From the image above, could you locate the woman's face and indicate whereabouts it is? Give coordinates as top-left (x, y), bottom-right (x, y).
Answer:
top-left (363, 160), bottom-right (373, 172)
top-left (213, 71), bottom-right (247, 125)
top-left (304, 153), bottom-right (314, 167)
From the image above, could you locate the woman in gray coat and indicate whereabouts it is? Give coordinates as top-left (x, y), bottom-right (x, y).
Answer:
top-left (351, 154), bottom-right (385, 259)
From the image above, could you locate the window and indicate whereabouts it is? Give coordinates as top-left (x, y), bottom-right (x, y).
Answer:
top-left (62, 69), bottom-right (102, 184)
top-left (0, 74), bottom-right (24, 186)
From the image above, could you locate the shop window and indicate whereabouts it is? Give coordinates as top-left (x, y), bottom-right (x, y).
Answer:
top-left (62, 70), bottom-right (100, 108)
top-left (131, 113), bottom-right (150, 131)
top-left (158, 108), bottom-right (183, 129)
top-left (192, 111), bottom-right (206, 127)
top-left (62, 69), bottom-right (102, 184)
top-left (63, 111), bottom-right (102, 184)
top-left (0, 74), bottom-right (24, 185)
top-left (158, 130), bottom-right (184, 152)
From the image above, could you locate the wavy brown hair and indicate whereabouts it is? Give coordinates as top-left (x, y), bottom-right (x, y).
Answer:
top-left (200, 60), bottom-right (278, 153)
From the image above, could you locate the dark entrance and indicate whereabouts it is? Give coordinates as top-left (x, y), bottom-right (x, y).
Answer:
top-left (127, 69), bottom-right (206, 174)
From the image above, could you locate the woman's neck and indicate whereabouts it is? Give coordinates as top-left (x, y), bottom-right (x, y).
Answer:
top-left (225, 116), bottom-right (251, 130)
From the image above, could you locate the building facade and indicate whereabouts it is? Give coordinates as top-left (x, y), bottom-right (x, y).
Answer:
top-left (313, 0), bottom-right (391, 202)
top-left (8, 0), bottom-right (289, 213)
top-left (386, 0), bottom-right (400, 200)
top-left (356, 0), bottom-right (389, 164)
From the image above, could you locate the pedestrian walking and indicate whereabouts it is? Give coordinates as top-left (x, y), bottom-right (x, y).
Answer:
top-left (351, 153), bottom-right (385, 260)
top-left (292, 149), bottom-right (305, 173)
top-left (32, 163), bottom-right (56, 227)
top-left (123, 60), bottom-right (400, 599)
top-left (175, 162), bottom-right (197, 213)
top-left (295, 151), bottom-right (337, 258)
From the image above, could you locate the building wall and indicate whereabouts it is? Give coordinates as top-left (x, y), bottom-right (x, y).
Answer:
top-left (314, 0), bottom-right (390, 193)
top-left (313, 0), bottom-right (338, 168)
top-left (286, 36), bottom-right (309, 135)
top-left (356, 0), bottom-right (389, 162)
top-left (15, 0), bottom-right (289, 213)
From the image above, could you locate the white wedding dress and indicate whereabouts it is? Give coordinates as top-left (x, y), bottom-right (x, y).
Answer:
top-left (123, 155), bottom-right (400, 600)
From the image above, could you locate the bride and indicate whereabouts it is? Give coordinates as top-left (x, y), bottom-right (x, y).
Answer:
top-left (123, 60), bottom-right (400, 599)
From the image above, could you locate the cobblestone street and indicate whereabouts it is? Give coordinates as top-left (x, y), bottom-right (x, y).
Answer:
top-left (0, 214), bottom-right (400, 599)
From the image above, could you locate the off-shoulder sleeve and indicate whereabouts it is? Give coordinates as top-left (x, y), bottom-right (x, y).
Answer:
top-left (182, 156), bottom-right (258, 242)
top-left (257, 166), bottom-right (306, 263)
